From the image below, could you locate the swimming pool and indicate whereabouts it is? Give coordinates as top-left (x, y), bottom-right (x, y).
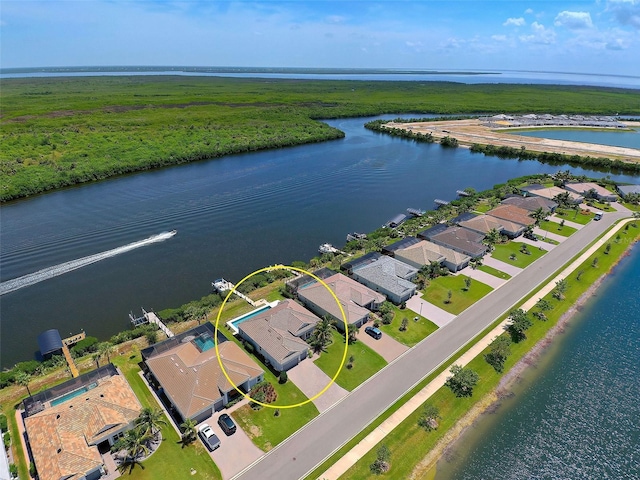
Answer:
top-left (226, 301), bottom-right (279, 334)
top-left (193, 334), bottom-right (215, 352)
top-left (50, 383), bottom-right (98, 406)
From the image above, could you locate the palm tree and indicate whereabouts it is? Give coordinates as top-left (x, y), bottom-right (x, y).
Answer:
top-left (529, 207), bottom-right (549, 226)
top-left (483, 228), bottom-right (501, 251)
top-left (180, 418), bottom-right (198, 446)
top-left (310, 317), bottom-right (333, 353)
top-left (113, 428), bottom-right (152, 473)
top-left (15, 371), bottom-right (32, 397)
top-left (97, 342), bottom-right (116, 364)
top-left (135, 407), bottom-right (166, 437)
top-left (347, 323), bottom-right (358, 344)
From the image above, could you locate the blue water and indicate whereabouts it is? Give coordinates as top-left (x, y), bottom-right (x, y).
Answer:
top-left (515, 128), bottom-right (640, 150)
top-left (50, 384), bottom-right (95, 406)
top-left (229, 306), bottom-right (272, 329)
top-left (436, 243), bottom-right (640, 480)
top-left (193, 334), bottom-right (215, 352)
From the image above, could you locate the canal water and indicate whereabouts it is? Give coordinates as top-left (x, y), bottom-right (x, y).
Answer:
top-left (1, 115), bottom-right (639, 368)
top-left (434, 243), bottom-right (640, 480)
top-left (515, 128), bottom-right (640, 150)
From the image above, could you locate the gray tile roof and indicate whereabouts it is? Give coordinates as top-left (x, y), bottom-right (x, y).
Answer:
top-left (501, 196), bottom-right (557, 212)
top-left (430, 226), bottom-right (487, 257)
top-left (352, 255), bottom-right (417, 298)
top-left (617, 184), bottom-right (640, 196)
top-left (486, 204), bottom-right (536, 227)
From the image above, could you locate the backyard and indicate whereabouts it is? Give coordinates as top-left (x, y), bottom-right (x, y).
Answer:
top-left (422, 275), bottom-right (493, 315)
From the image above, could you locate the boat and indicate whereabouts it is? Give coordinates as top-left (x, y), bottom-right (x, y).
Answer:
top-left (169, 230), bottom-right (177, 236)
top-left (346, 232), bottom-right (367, 242)
top-left (319, 243), bottom-right (338, 254)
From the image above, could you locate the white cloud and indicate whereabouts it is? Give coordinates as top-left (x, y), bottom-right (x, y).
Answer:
top-left (503, 17), bottom-right (526, 27)
top-left (519, 22), bottom-right (556, 44)
top-left (491, 34), bottom-right (507, 41)
top-left (554, 11), bottom-right (594, 29)
top-left (525, 8), bottom-right (534, 15)
top-left (605, 37), bottom-right (628, 49)
top-left (607, 0), bottom-right (640, 29)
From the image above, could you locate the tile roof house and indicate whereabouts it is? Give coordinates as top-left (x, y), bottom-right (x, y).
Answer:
top-left (501, 195), bottom-right (557, 213)
top-left (458, 215), bottom-right (505, 235)
top-left (297, 272), bottom-right (385, 330)
top-left (142, 324), bottom-right (263, 423)
top-left (394, 240), bottom-right (471, 272)
top-left (381, 236), bottom-right (422, 256)
top-left (485, 204), bottom-right (535, 237)
top-left (347, 253), bottom-right (418, 304)
top-left (238, 300), bottom-right (320, 372)
top-left (521, 184), bottom-right (583, 204)
top-left (419, 226), bottom-right (487, 258)
top-left (564, 182), bottom-right (618, 202)
top-left (23, 368), bottom-right (141, 480)
top-left (617, 184), bottom-right (640, 198)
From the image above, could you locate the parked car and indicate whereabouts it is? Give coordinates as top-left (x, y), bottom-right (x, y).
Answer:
top-left (365, 326), bottom-right (382, 340)
top-left (594, 211), bottom-right (603, 221)
top-left (218, 413), bottom-right (237, 436)
top-left (198, 423), bottom-right (221, 451)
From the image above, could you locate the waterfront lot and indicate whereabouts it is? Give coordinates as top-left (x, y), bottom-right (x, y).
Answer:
top-left (491, 242), bottom-right (546, 268)
top-left (421, 275), bottom-right (493, 315)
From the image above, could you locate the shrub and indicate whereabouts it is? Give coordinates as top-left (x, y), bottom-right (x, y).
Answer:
top-left (278, 371), bottom-right (288, 384)
top-left (71, 336), bottom-right (99, 356)
top-left (3, 431), bottom-right (10, 450)
top-left (0, 414), bottom-right (7, 431)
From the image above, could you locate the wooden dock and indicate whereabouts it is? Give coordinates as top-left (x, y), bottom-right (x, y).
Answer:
top-left (212, 278), bottom-right (257, 306)
top-left (61, 345), bottom-right (79, 378)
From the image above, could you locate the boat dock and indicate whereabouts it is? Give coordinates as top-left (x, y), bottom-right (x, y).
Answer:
top-left (456, 190), bottom-right (471, 197)
top-left (212, 278), bottom-right (257, 306)
top-left (129, 308), bottom-right (174, 338)
top-left (434, 199), bottom-right (450, 207)
top-left (61, 345), bottom-right (79, 378)
top-left (407, 208), bottom-right (426, 217)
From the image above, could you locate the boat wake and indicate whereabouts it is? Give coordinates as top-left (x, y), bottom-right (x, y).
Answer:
top-left (0, 230), bottom-right (176, 296)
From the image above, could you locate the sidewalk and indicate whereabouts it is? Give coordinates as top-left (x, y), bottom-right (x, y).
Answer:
top-left (406, 295), bottom-right (455, 328)
top-left (316, 218), bottom-right (633, 480)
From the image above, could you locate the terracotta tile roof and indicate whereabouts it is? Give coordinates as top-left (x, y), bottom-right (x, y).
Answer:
top-left (458, 215), bottom-right (504, 234)
top-left (298, 273), bottom-right (384, 326)
top-left (521, 184), bottom-right (583, 202)
top-left (24, 375), bottom-right (141, 480)
top-left (486, 204), bottom-right (536, 227)
top-left (145, 340), bottom-right (263, 419)
top-left (239, 300), bottom-right (319, 364)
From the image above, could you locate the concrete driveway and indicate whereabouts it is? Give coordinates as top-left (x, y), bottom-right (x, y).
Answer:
top-left (406, 294), bottom-right (455, 328)
top-left (459, 266), bottom-right (506, 289)
top-left (205, 408), bottom-right (264, 480)
top-left (287, 357), bottom-right (348, 411)
top-left (357, 324), bottom-right (409, 363)
top-left (483, 256), bottom-right (523, 277)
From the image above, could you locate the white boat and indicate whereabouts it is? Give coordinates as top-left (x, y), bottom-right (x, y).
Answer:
top-left (319, 243), bottom-right (338, 254)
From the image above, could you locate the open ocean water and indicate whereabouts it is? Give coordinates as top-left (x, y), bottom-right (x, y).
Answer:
top-left (435, 242), bottom-right (640, 480)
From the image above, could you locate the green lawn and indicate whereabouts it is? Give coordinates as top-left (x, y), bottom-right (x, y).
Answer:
top-left (491, 242), bottom-right (546, 268)
top-left (554, 208), bottom-right (594, 224)
top-left (585, 200), bottom-right (616, 212)
top-left (314, 330), bottom-right (387, 391)
top-left (112, 354), bottom-right (222, 480)
top-left (477, 264), bottom-right (512, 280)
top-left (378, 304), bottom-right (438, 347)
top-left (622, 202), bottom-right (640, 212)
top-left (538, 219), bottom-right (578, 237)
top-left (422, 275), bottom-right (493, 315)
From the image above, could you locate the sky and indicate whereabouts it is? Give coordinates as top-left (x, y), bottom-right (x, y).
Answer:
top-left (1, 0), bottom-right (639, 75)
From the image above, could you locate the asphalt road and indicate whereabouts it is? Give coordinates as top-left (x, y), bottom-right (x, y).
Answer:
top-left (235, 211), bottom-right (626, 480)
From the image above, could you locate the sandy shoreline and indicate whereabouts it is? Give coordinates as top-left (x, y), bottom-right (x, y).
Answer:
top-left (385, 119), bottom-right (640, 162)
top-left (409, 234), bottom-right (639, 480)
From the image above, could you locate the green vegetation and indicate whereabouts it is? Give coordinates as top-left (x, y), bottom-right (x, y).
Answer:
top-left (2, 76), bottom-right (639, 201)
top-left (537, 219), bottom-right (578, 237)
top-left (378, 306), bottom-right (438, 347)
top-left (491, 241), bottom-right (546, 268)
top-left (477, 264), bottom-right (511, 280)
top-left (314, 330), bottom-right (387, 391)
top-left (422, 275), bottom-right (493, 315)
top-left (555, 207), bottom-right (594, 224)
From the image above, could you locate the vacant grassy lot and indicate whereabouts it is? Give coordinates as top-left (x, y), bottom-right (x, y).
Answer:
top-left (314, 330), bottom-right (387, 391)
top-left (422, 275), bottom-right (493, 315)
top-left (491, 242), bottom-right (546, 268)
top-left (2, 76), bottom-right (639, 201)
top-left (554, 208), bottom-right (594, 224)
top-left (378, 304), bottom-right (439, 347)
top-left (477, 264), bottom-right (512, 280)
top-left (538, 219), bottom-right (578, 237)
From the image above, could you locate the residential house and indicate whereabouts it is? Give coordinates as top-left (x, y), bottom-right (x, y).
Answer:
top-left (501, 195), bottom-right (557, 213)
top-left (238, 300), bottom-right (320, 372)
top-left (394, 240), bottom-right (471, 272)
top-left (344, 253), bottom-right (418, 304)
top-left (22, 365), bottom-right (141, 480)
top-left (381, 236), bottom-right (422, 256)
top-left (564, 182), bottom-right (618, 202)
top-left (297, 272), bottom-right (385, 331)
top-left (521, 184), bottom-right (583, 204)
top-left (617, 184), bottom-right (640, 199)
top-left (419, 226), bottom-right (487, 258)
top-left (142, 323), bottom-right (263, 423)
top-left (458, 215), bottom-right (505, 236)
top-left (486, 204), bottom-right (536, 238)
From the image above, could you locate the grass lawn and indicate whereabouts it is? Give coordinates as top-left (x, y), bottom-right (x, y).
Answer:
top-left (314, 330), bottom-right (387, 391)
top-left (538, 219), bottom-right (578, 237)
top-left (477, 264), bottom-right (512, 280)
top-left (378, 304), bottom-right (438, 347)
top-left (491, 242), bottom-right (546, 268)
top-left (112, 353), bottom-right (222, 480)
top-left (585, 200), bottom-right (616, 212)
top-left (422, 275), bottom-right (493, 315)
top-left (622, 202), bottom-right (640, 212)
top-left (554, 208), bottom-right (594, 224)
top-left (340, 224), bottom-right (640, 480)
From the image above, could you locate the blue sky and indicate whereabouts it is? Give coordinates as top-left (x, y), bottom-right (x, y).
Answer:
top-left (1, 1), bottom-right (639, 75)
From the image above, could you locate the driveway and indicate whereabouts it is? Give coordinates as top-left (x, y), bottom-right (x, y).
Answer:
top-left (515, 236), bottom-right (555, 251)
top-left (458, 266), bottom-right (507, 289)
top-left (483, 256), bottom-right (523, 277)
top-left (287, 357), bottom-right (348, 412)
top-left (406, 294), bottom-right (455, 328)
top-left (206, 408), bottom-right (264, 480)
top-left (357, 324), bottom-right (410, 362)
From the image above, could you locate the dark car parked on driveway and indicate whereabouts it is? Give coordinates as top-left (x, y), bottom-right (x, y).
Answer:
top-left (365, 326), bottom-right (382, 340)
top-left (218, 413), bottom-right (237, 436)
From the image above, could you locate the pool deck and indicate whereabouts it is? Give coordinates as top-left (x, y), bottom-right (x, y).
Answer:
top-left (226, 301), bottom-right (280, 334)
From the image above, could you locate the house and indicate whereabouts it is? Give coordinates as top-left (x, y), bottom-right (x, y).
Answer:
top-left (617, 184), bottom-right (640, 199)
top-left (501, 195), bottom-right (557, 213)
top-left (458, 215), bottom-right (505, 236)
top-left (449, 212), bottom-right (478, 225)
top-left (521, 184), bottom-right (583, 204)
top-left (394, 240), bottom-right (471, 272)
top-left (22, 365), bottom-right (141, 480)
top-left (238, 300), bottom-right (321, 372)
top-left (298, 272), bottom-right (385, 330)
top-left (142, 323), bottom-right (263, 423)
top-left (486, 204), bottom-right (536, 238)
top-left (381, 236), bottom-right (422, 256)
top-left (419, 226), bottom-right (487, 258)
top-left (345, 253), bottom-right (418, 304)
top-left (564, 182), bottom-right (618, 202)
